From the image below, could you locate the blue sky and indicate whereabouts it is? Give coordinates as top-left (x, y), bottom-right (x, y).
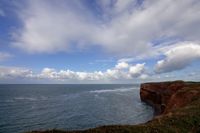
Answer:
top-left (0, 0), bottom-right (200, 83)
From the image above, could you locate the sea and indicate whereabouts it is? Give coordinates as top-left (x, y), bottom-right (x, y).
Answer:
top-left (0, 84), bottom-right (154, 133)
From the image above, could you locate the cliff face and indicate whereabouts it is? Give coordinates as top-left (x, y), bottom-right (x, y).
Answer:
top-left (140, 81), bottom-right (185, 115)
top-left (140, 81), bottom-right (200, 116)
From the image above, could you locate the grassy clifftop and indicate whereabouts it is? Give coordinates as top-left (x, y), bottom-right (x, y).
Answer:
top-left (27, 81), bottom-right (200, 133)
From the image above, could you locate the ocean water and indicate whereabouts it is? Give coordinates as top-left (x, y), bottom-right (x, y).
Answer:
top-left (0, 84), bottom-right (153, 133)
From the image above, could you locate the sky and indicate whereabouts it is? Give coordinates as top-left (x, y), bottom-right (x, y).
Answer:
top-left (0, 0), bottom-right (200, 84)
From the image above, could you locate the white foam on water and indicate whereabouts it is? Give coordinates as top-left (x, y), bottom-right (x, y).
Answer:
top-left (13, 96), bottom-right (49, 101)
top-left (90, 87), bottom-right (139, 93)
top-left (14, 97), bottom-right (38, 101)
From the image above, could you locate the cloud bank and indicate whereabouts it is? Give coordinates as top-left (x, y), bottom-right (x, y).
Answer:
top-left (0, 66), bottom-right (33, 78)
top-left (1, 0), bottom-right (200, 83)
top-left (13, 0), bottom-right (200, 57)
top-left (0, 62), bottom-right (148, 82)
top-left (155, 42), bottom-right (200, 73)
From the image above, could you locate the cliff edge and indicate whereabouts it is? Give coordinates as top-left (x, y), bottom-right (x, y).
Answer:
top-left (140, 80), bottom-right (185, 115)
top-left (27, 81), bottom-right (200, 133)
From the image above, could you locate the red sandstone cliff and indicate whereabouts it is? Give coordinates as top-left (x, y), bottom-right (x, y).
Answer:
top-left (140, 80), bottom-right (200, 115)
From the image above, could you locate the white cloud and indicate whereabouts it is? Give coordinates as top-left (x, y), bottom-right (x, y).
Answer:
top-left (13, 0), bottom-right (97, 53)
top-left (155, 42), bottom-right (200, 73)
top-left (40, 68), bottom-right (58, 79)
top-left (105, 68), bottom-right (131, 80)
top-left (58, 69), bottom-right (77, 80)
top-left (38, 68), bottom-right (106, 81)
top-left (118, 58), bottom-right (135, 63)
top-left (139, 74), bottom-right (149, 80)
top-left (115, 62), bottom-right (129, 69)
top-left (0, 62), bottom-right (148, 82)
top-left (13, 0), bottom-right (200, 57)
top-left (38, 68), bottom-right (130, 81)
top-left (114, 0), bottom-right (136, 13)
top-left (129, 63), bottom-right (145, 77)
top-left (2, 61), bottom-right (199, 83)
top-left (0, 52), bottom-right (12, 61)
top-left (0, 66), bottom-right (33, 79)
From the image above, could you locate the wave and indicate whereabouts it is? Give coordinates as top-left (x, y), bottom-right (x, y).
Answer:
top-left (90, 87), bottom-right (138, 93)
top-left (13, 95), bottom-right (49, 101)
top-left (14, 97), bottom-right (38, 101)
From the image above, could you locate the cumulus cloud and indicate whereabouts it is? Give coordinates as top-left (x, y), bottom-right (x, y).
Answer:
top-left (115, 62), bottom-right (129, 69)
top-left (129, 63), bottom-right (145, 77)
top-left (0, 52), bottom-right (12, 61)
top-left (13, 0), bottom-right (200, 57)
top-left (155, 42), bottom-right (200, 73)
top-left (0, 62), bottom-right (147, 82)
top-left (38, 68), bottom-right (105, 81)
top-left (0, 66), bottom-right (33, 79)
top-left (37, 67), bottom-right (130, 81)
top-left (40, 68), bottom-right (58, 79)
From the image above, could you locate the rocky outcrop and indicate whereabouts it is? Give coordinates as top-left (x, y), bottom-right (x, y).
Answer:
top-left (140, 80), bottom-right (185, 115)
